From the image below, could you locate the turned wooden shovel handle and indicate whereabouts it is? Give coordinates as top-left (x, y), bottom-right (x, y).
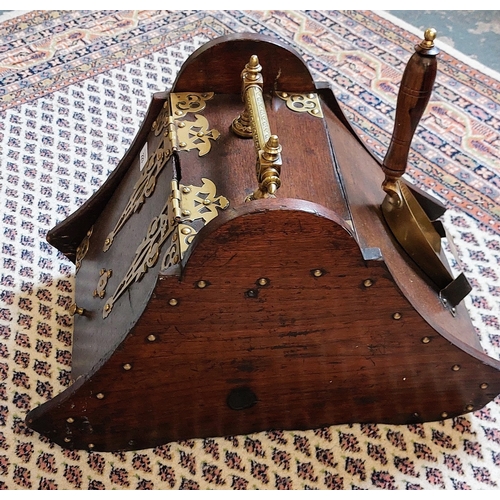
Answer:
top-left (382, 29), bottom-right (439, 181)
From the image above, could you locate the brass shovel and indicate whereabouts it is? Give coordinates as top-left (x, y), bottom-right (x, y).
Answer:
top-left (381, 29), bottom-right (471, 309)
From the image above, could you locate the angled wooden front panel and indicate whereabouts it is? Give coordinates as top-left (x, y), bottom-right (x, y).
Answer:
top-left (69, 112), bottom-right (174, 379)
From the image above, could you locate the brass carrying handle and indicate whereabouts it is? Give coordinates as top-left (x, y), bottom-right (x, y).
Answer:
top-left (231, 55), bottom-right (282, 200)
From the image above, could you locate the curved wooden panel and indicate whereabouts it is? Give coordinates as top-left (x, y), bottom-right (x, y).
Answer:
top-left (26, 202), bottom-right (500, 452)
top-left (172, 33), bottom-right (316, 94)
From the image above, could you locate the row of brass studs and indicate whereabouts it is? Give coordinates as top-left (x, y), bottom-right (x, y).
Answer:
top-left (66, 272), bottom-right (490, 449)
top-left (63, 386), bottom-right (486, 448)
top-left (362, 276), bottom-right (403, 320)
top-left (360, 273), bottom-right (490, 418)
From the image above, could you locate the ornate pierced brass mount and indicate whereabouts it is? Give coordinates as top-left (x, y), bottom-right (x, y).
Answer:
top-left (75, 227), bottom-right (93, 274)
top-left (102, 92), bottom-right (220, 253)
top-left (93, 268), bottom-right (112, 299)
top-left (276, 91), bottom-right (323, 118)
top-left (231, 55), bottom-right (282, 201)
top-left (102, 178), bottom-right (229, 319)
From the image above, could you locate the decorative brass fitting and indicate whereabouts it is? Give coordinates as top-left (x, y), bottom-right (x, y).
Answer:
top-left (232, 55), bottom-right (283, 201)
top-left (94, 268), bottom-right (112, 299)
top-left (69, 303), bottom-right (85, 316)
top-left (415, 27), bottom-right (439, 56)
top-left (419, 28), bottom-right (436, 50)
top-left (276, 91), bottom-right (323, 118)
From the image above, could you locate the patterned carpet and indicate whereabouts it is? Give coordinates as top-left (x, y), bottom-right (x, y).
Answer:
top-left (0, 10), bottom-right (500, 490)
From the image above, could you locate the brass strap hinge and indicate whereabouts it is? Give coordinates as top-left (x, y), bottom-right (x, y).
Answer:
top-left (102, 92), bottom-right (220, 254)
top-left (166, 116), bottom-right (179, 151)
top-left (171, 179), bottom-right (183, 221)
top-left (103, 178), bottom-right (229, 318)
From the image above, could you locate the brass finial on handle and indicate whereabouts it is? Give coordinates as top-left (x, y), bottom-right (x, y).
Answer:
top-left (232, 55), bottom-right (283, 201)
top-left (417, 27), bottom-right (439, 55)
top-left (245, 55), bottom-right (262, 82)
top-left (258, 135), bottom-right (282, 197)
top-left (420, 28), bottom-right (436, 49)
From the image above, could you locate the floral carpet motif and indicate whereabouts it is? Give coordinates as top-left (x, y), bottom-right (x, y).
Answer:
top-left (0, 10), bottom-right (499, 490)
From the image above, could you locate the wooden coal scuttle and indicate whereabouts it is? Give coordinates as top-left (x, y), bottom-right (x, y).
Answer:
top-left (26, 32), bottom-right (500, 452)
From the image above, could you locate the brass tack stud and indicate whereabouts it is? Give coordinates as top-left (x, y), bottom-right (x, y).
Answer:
top-left (465, 404), bottom-right (474, 412)
top-left (421, 336), bottom-right (431, 344)
top-left (64, 437), bottom-right (71, 443)
top-left (96, 393), bottom-right (104, 400)
top-left (169, 298), bottom-right (178, 306)
top-left (197, 280), bottom-right (207, 289)
top-left (441, 412), bottom-right (448, 419)
top-left (480, 383), bottom-right (489, 389)
top-left (88, 443), bottom-right (95, 450)
top-left (70, 303), bottom-right (85, 316)
top-left (66, 417), bottom-right (74, 424)
top-left (182, 209), bottom-right (191, 216)
top-left (452, 364), bottom-right (461, 371)
top-left (182, 186), bottom-right (191, 193)
top-left (312, 269), bottom-right (323, 277)
top-left (179, 141), bottom-right (187, 147)
top-left (147, 334), bottom-right (156, 342)
top-left (178, 121), bottom-right (186, 128)
top-left (123, 363), bottom-right (132, 371)
top-left (181, 227), bottom-right (192, 235)
top-left (392, 312), bottom-right (402, 320)
top-left (363, 279), bottom-right (373, 287)
top-left (257, 278), bottom-right (269, 286)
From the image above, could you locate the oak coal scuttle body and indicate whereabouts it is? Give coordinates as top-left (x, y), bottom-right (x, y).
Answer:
top-left (26, 33), bottom-right (500, 452)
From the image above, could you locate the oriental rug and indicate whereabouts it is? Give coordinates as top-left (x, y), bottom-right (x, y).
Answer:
top-left (0, 10), bottom-right (499, 490)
